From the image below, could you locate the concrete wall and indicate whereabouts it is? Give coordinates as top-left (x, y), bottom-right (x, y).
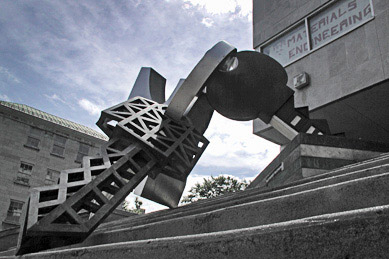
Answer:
top-left (253, 0), bottom-right (329, 46)
top-left (253, 0), bottom-right (389, 110)
top-left (0, 106), bottom-right (106, 230)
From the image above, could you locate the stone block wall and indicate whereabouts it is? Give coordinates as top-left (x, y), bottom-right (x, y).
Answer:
top-left (253, 0), bottom-right (389, 110)
top-left (0, 106), bottom-right (106, 230)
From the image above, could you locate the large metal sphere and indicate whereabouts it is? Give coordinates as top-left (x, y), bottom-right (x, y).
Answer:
top-left (206, 51), bottom-right (288, 121)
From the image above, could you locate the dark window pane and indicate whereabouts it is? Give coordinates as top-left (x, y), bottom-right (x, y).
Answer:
top-left (19, 162), bottom-right (33, 174)
top-left (79, 143), bottom-right (89, 154)
top-left (29, 127), bottom-right (42, 137)
top-left (52, 145), bottom-right (65, 156)
top-left (52, 135), bottom-right (67, 156)
top-left (45, 169), bottom-right (59, 185)
top-left (54, 135), bottom-right (67, 146)
top-left (76, 143), bottom-right (90, 162)
top-left (46, 169), bottom-right (60, 180)
top-left (26, 136), bottom-right (40, 148)
top-left (6, 200), bottom-right (24, 222)
top-left (75, 152), bottom-right (85, 163)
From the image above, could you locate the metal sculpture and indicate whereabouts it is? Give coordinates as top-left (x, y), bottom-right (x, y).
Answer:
top-left (17, 41), bottom-right (331, 254)
top-left (206, 50), bottom-right (331, 138)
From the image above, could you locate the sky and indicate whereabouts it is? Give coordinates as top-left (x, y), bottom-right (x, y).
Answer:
top-left (0, 0), bottom-right (280, 212)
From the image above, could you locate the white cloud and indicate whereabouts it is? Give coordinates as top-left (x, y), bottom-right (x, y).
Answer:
top-left (201, 17), bottom-right (214, 27)
top-left (0, 66), bottom-right (20, 84)
top-left (78, 98), bottom-right (102, 116)
top-left (198, 113), bottom-right (280, 174)
top-left (184, 0), bottom-right (252, 17)
top-left (44, 94), bottom-right (67, 104)
top-left (0, 1), bottom-right (253, 106)
top-left (0, 1), bottom-right (271, 193)
top-left (0, 94), bottom-right (11, 101)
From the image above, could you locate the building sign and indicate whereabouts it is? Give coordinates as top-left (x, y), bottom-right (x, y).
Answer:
top-left (259, 0), bottom-right (374, 66)
top-left (262, 23), bottom-right (309, 66)
top-left (310, 0), bottom-right (373, 48)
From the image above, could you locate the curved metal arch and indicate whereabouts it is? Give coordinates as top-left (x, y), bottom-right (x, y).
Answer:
top-left (165, 41), bottom-right (236, 121)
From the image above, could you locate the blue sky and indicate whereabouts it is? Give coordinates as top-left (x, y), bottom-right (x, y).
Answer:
top-left (0, 0), bottom-right (280, 211)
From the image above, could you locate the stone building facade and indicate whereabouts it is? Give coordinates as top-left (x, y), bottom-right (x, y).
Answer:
top-left (253, 0), bottom-right (389, 145)
top-left (0, 101), bottom-right (108, 230)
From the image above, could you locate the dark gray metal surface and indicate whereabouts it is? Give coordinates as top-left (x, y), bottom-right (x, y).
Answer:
top-left (206, 51), bottom-right (292, 122)
top-left (165, 79), bottom-right (185, 106)
top-left (165, 41), bottom-right (236, 121)
top-left (128, 67), bottom-right (166, 103)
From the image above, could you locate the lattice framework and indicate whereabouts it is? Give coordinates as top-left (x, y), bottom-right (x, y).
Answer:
top-left (17, 97), bottom-right (208, 254)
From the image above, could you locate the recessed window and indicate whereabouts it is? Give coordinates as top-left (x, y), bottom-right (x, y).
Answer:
top-left (6, 200), bottom-right (24, 223)
top-left (24, 127), bottom-right (42, 150)
top-left (45, 169), bottom-right (60, 185)
top-left (262, 22), bottom-right (308, 66)
top-left (15, 176), bottom-right (30, 186)
top-left (19, 162), bottom-right (33, 174)
top-left (51, 134), bottom-right (67, 157)
top-left (15, 162), bottom-right (33, 186)
top-left (309, 0), bottom-right (373, 49)
top-left (75, 143), bottom-right (90, 163)
top-left (259, 0), bottom-right (374, 66)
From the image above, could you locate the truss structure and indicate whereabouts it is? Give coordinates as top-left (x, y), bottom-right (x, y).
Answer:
top-left (17, 97), bottom-right (208, 254)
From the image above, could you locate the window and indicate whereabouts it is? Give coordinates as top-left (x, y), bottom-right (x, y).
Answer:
top-left (45, 169), bottom-right (60, 185)
top-left (19, 162), bottom-right (33, 174)
top-left (259, 0), bottom-right (374, 66)
top-left (51, 134), bottom-right (67, 157)
top-left (309, 0), bottom-right (373, 49)
top-left (75, 143), bottom-right (90, 163)
top-left (25, 127), bottom-right (42, 149)
top-left (262, 22), bottom-right (308, 66)
top-left (6, 200), bottom-right (24, 223)
top-left (15, 176), bottom-right (30, 186)
top-left (15, 162), bottom-right (33, 186)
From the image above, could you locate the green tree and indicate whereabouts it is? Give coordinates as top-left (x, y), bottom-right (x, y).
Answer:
top-left (122, 197), bottom-right (145, 214)
top-left (181, 175), bottom-right (249, 204)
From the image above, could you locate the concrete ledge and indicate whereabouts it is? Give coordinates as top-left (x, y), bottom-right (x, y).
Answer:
top-left (62, 170), bottom-right (389, 248)
top-left (0, 209), bottom-right (137, 255)
top-left (96, 155), bottom-right (389, 234)
top-left (7, 205), bottom-right (389, 258)
top-left (3, 154), bottom-right (389, 256)
top-left (249, 134), bottom-right (389, 188)
top-left (85, 154), bottom-right (389, 241)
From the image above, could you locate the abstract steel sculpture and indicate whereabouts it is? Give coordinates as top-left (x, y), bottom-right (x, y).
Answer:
top-left (17, 41), bottom-right (330, 254)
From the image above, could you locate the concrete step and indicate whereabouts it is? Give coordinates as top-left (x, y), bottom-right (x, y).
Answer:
top-left (6, 205), bottom-right (389, 258)
top-left (4, 153), bottom-right (388, 256)
top-left (94, 153), bottom-right (389, 232)
top-left (0, 248), bottom-right (16, 257)
top-left (70, 168), bottom-right (389, 248)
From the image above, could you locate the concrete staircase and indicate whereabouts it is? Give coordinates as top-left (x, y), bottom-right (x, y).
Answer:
top-left (2, 153), bottom-right (389, 258)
